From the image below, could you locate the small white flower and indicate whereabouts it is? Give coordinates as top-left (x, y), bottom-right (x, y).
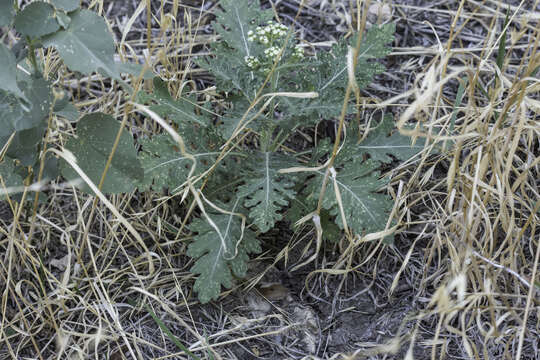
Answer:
top-left (293, 44), bottom-right (304, 59)
top-left (244, 55), bottom-right (259, 68)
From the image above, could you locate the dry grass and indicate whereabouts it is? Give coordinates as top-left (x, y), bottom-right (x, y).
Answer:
top-left (1, 0), bottom-right (539, 359)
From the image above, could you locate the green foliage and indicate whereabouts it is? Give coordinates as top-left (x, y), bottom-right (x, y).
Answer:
top-left (50, 0), bottom-right (80, 12)
top-left (137, 128), bottom-right (219, 193)
top-left (355, 114), bottom-right (426, 163)
top-left (305, 159), bottom-right (391, 234)
top-left (41, 10), bottom-right (122, 78)
top-left (61, 113), bottom-right (143, 194)
top-left (0, 0), bottom-right (421, 305)
top-left (187, 202), bottom-right (261, 303)
top-left (198, 0), bottom-right (273, 96)
top-left (0, 0), bottom-right (15, 27)
top-left (279, 24), bottom-right (395, 129)
top-left (237, 152), bottom-right (297, 232)
top-left (0, 43), bottom-right (26, 99)
top-left (0, 75), bottom-right (52, 137)
top-left (136, 78), bottom-right (210, 127)
top-left (15, 2), bottom-right (59, 38)
top-left (0, 158), bottom-right (24, 201)
top-left (132, 0), bottom-right (405, 302)
top-left (0, 0), bottom-right (145, 202)
top-left (137, 78), bottom-right (220, 192)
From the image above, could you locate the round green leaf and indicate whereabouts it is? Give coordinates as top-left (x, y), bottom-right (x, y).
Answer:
top-left (14, 2), bottom-right (60, 38)
top-left (41, 10), bottom-right (119, 78)
top-left (61, 113), bottom-right (143, 194)
top-left (0, 43), bottom-right (26, 99)
top-left (50, 0), bottom-right (80, 12)
top-left (0, 0), bottom-right (15, 27)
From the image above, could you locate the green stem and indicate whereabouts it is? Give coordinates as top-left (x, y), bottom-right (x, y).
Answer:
top-left (26, 37), bottom-right (39, 74)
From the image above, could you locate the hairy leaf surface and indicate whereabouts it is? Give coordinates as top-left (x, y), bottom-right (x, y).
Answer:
top-left (306, 159), bottom-right (391, 234)
top-left (138, 126), bottom-right (220, 193)
top-left (237, 152), bottom-right (297, 232)
top-left (198, 0), bottom-right (272, 97)
top-left (187, 204), bottom-right (261, 303)
top-left (280, 24), bottom-right (395, 127)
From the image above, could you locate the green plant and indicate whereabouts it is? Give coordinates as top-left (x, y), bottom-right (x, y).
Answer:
top-left (0, 0), bottom-right (426, 304)
top-left (0, 0), bottom-right (144, 202)
top-left (136, 0), bottom-right (425, 302)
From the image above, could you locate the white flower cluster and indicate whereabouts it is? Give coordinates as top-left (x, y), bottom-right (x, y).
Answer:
top-left (247, 21), bottom-right (288, 44)
top-left (263, 46), bottom-right (281, 59)
top-left (293, 44), bottom-right (304, 59)
top-left (244, 55), bottom-right (260, 69)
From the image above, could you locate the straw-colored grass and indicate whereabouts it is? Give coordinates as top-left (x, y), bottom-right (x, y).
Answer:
top-left (1, 0), bottom-right (538, 359)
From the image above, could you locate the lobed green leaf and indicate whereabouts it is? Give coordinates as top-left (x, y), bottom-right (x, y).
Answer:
top-left (187, 202), bottom-right (261, 303)
top-left (237, 152), bottom-right (297, 233)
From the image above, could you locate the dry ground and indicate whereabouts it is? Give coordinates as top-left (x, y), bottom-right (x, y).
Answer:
top-left (1, 0), bottom-right (539, 359)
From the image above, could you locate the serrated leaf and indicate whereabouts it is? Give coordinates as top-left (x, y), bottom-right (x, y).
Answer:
top-left (41, 10), bottom-right (120, 78)
top-left (356, 114), bottom-right (426, 163)
top-left (187, 203), bottom-right (261, 303)
top-left (138, 125), bottom-right (221, 192)
top-left (280, 23), bottom-right (394, 127)
top-left (61, 113), bottom-right (143, 194)
top-left (0, 0), bottom-right (15, 27)
top-left (237, 152), bottom-right (297, 232)
top-left (136, 77), bottom-right (209, 127)
top-left (0, 158), bottom-right (24, 200)
top-left (213, 0), bottom-right (272, 61)
top-left (0, 43), bottom-right (26, 99)
top-left (306, 159), bottom-right (392, 234)
top-left (14, 2), bottom-right (59, 38)
top-left (50, 0), bottom-right (79, 12)
top-left (218, 95), bottom-right (267, 139)
top-left (197, 0), bottom-right (272, 97)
